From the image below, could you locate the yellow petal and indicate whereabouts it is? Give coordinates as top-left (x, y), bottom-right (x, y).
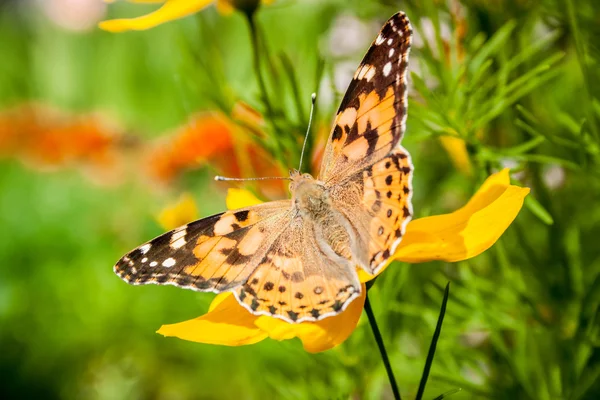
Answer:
top-left (393, 168), bottom-right (529, 263)
top-left (225, 188), bottom-right (263, 210)
top-left (439, 136), bottom-right (472, 175)
top-left (357, 268), bottom-right (373, 283)
top-left (157, 292), bottom-right (268, 346)
top-left (156, 192), bottom-right (199, 230)
top-left (99, 0), bottom-right (214, 32)
top-left (254, 284), bottom-right (366, 353)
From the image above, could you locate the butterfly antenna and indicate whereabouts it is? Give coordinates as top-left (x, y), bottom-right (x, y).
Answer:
top-left (214, 176), bottom-right (290, 182)
top-left (298, 93), bottom-right (317, 172)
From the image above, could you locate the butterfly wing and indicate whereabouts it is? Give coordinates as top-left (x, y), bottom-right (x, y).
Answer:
top-left (321, 13), bottom-right (414, 275)
top-left (114, 200), bottom-right (291, 292)
top-left (319, 12), bottom-right (412, 184)
top-left (233, 211), bottom-right (361, 323)
top-left (328, 148), bottom-right (413, 275)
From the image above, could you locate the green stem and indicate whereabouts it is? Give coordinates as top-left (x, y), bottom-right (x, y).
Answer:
top-left (244, 12), bottom-right (285, 164)
top-left (416, 283), bottom-right (451, 400)
top-left (364, 293), bottom-right (401, 400)
top-left (245, 12), bottom-right (275, 121)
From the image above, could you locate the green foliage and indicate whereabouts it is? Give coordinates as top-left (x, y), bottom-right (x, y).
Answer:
top-left (0, 0), bottom-right (599, 399)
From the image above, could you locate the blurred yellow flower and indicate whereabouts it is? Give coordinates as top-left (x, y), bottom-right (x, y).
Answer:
top-left (157, 193), bottom-right (199, 230)
top-left (100, 0), bottom-right (269, 32)
top-left (439, 135), bottom-right (472, 175)
top-left (157, 169), bottom-right (529, 352)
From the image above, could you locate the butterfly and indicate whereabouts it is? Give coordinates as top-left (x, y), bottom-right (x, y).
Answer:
top-left (114, 12), bottom-right (413, 323)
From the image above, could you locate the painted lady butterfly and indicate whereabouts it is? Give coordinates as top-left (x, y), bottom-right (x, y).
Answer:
top-left (115, 12), bottom-right (413, 323)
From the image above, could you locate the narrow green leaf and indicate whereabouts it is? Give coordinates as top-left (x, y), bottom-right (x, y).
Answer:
top-left (468, 20), bottom-right (516, 73)
top-left (501, 135), bottom-right (547, 155)
top-left (524, 196), bottom-right (554, 225)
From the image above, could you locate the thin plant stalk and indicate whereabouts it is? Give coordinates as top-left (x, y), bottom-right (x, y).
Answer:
top-left (364, 293), bottom-right (402, 400)
top-left (245, 13), bottom-right (275, 121)
top-left (416, 283), bottom-right (451, 400)
top-left (244, 12), bottom-right (285, 161)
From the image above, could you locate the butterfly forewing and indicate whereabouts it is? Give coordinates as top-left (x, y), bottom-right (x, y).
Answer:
top-left (114, 201), bottom-right (291, 292)
top-left (319, 12), bottom-right (412, 184)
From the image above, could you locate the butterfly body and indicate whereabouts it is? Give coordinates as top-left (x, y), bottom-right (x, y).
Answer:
top-left (115, 12), bottom-right (414, 323)
top-left (290, 172), bottom-right (330, 218)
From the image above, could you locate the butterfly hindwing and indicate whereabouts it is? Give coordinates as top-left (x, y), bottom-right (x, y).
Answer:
top-left (319, 12), bottom-right (412, 184)
top-left (328, 147), bottom-right (413, 274)
top-left (114, 201), bottom-right (291, 292)
top-left (234, 211), bottom-right (361, 323)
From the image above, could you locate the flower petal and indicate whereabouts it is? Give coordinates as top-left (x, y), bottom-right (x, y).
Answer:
top-left (226, 188), bottom-right (263, 210)
top-left (146, 113), bottom-right (237, 183)
top-left (157, 292), bottom-right (268, 346)
top-left (394, 168), bottom-right (529, 263)
top-left (99, 0), bottom-right (213, 32)
top-left (254, 284), bottom-right (366, 353)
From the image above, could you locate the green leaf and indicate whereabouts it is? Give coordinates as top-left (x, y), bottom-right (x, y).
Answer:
top-left (524, 196), bottom-right (554, 225)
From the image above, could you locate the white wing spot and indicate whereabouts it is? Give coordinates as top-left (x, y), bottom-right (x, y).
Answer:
top-left (375, 33), bottom-right (385, 45)
top-left (364, 67), bottom-right (376, 81)
top-left (389, 48), bottom-right (395, 57)
top-left (169, 227), bottom-right (187, 249)
top-left (383, 62), bottom-right (392, 77)
top-left (139, 244), bottom-right (151, 254)
top-left (171, 237), bottom-right (186, 250)
top-left (141, 257), bottom-right (148, 263)
top-left (162, 258), bottom-right (176, 268)
top-left (387, 38), bottom-right (393, 45)
top-left (149, 261), bottom-right (158, 267)
top-left (171, 227), bottom-right (186, 241)
top-left (356, 64), bottom-right (376, 81)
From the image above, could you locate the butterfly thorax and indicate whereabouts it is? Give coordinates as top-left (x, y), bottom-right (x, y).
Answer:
top-left (289, 172), bottom-right (331, 219)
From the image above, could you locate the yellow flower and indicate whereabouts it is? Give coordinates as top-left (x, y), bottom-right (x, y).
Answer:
top-left (99, 0), bottom-right (267, 32)
top-left (157, 192), bottom-right (199, 230)
top-left (439, 135), bottom-right (472, 176)
top-left (157, 169), bottom-right (529, 353)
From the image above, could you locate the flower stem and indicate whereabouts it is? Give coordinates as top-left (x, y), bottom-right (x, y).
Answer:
top-left (244, 12), bottom-right (286, 163)
top-left (364, 293), bottom-right (402, 400)
top-left (245, 12), bottom-right (275, 121)
top-left (415, 282), bottom-right (451, 400)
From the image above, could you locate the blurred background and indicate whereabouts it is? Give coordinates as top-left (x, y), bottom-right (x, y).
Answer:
top-left (1, 0), bottom-right (599, 398)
